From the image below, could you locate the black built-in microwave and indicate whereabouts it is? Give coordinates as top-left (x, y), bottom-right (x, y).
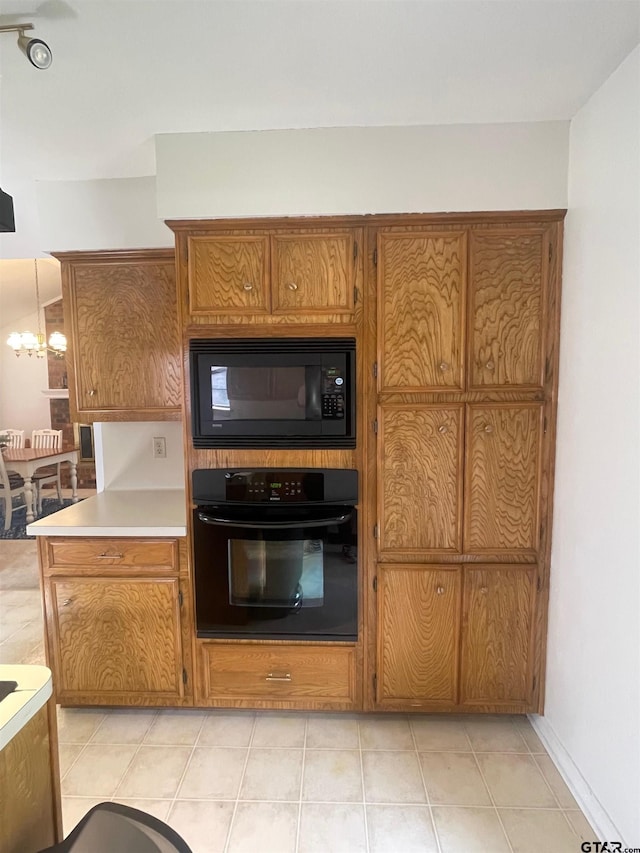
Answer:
top-left (189, 338), bottom-right (355, 448)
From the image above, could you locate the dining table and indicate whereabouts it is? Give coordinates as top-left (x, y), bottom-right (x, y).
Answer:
top-left (3, 446), bottom-right (79, 524)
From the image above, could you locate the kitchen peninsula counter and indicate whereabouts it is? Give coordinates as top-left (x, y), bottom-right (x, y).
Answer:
top-left (0, 666), bottom-right (63, 852)
top-left (26, 488), bottom-right (187, 537)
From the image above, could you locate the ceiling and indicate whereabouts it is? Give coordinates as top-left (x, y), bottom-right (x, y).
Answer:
top-left (0, 0), bottom-right (638, 316)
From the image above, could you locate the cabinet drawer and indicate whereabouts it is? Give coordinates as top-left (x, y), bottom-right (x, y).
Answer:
top-left (202, 644), bottom-right (356, 702)
top-left (46, 538), bottom-right (178, 571)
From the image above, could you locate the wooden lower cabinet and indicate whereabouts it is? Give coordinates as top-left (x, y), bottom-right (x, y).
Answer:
top-left (198, 643), bottom-right (358, 710)
top-left (46, 576), bottom-right (186, 704)
top-left (375, 563), bottom-right (537, 712)
top-left (40, 536), bottom-right (192, 707)
top-left (460, 566), bottom-right (537, 707)
top-left (377, 565), bottom-right (461, 707)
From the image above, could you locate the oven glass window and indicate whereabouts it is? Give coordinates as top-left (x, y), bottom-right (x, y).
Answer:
top-left (211, 366), bottom-right (306, 421)
top-left (229, 538), bottom-right (324, 608)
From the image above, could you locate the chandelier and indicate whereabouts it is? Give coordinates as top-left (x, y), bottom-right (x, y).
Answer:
top-left (6, 259), bottom-right (67, 358)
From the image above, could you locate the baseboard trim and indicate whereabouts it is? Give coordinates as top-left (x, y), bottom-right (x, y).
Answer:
top-left (528, 714), bottom-right (624, 845)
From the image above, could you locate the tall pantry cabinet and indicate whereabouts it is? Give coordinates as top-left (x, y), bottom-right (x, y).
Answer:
top-left (368, 214), bottom-right (564, 714)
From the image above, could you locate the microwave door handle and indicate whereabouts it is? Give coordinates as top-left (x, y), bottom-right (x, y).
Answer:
top-left (197, 511), bottom-right (352, 530)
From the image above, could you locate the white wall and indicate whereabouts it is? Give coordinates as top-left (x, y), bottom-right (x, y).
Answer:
top-left (95, 421), bottom-right (185, 492)
top-left (0, 308), bottom-right (52, 434)
top-left (35, 176), bottom-right (174, 253)
top-left (543, 46), bottom-right (640, 845)
top-left (156, 122), bottom-right (569, 218)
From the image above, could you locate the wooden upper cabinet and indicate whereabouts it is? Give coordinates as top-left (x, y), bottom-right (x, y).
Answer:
top-left (187, 235), bottom-right (269, 316)
top-left (464, 403), bottom-right (542, 554)
top-left (377, 564), bottom-right (461, 705)
top-left (172, 223), bottom-right (360, 323)
top-left (469, 228), bottom-right (550, 390)
top-left (378, 404), bottom-right (463, 556)
top-left (272, 233), bottom-right (355, 315)
top-left (56, 250), bottom-right (181, 422)
top-left (378, 231), bottom-right (466, 392)
top-left (460, 566), bottom-right (536, 706)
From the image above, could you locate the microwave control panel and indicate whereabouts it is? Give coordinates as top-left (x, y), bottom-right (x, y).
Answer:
top-left (321, 366), bottom-right (346, 419)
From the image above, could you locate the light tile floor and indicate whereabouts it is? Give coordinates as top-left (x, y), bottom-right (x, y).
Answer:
top-left (0, 539), bottom-right (597, 853)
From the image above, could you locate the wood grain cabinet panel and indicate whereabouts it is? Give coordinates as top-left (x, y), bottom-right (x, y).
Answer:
top-left (378, 231), bottom-right (466, 391)
top-left (56, 250), bottom-right (181, 422)
top-left (187, 235), bottom-right (269, 315)
top-left (469, 229), bottom-right (549, 390)
top-left (201, 643), bottom-right (356, 705)
top-left (46, 538), bottom-right (177, 571)
top-left (49, 577), bottom-right (184, 700)
top-left (174, 225), bottom-right (359, 322)
top-left (464, 403), bottom-right (542, 553)
top-left (376, 565), bottom-right (461, 705)
top-left (272, 233), bottom-right (355, 314)
top-left (378, 405), bottom-right (463, 555)
top-left (460, 566), bottom-right (536, 706)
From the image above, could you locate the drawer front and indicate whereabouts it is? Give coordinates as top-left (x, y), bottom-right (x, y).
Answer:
top-left (202, 644), bottom-right (356, 702)
top-left (46, 538), bottom-right (178, 570)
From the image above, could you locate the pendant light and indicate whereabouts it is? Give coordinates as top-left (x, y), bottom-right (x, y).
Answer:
top-left (6, 259), bottom-right (67, 358)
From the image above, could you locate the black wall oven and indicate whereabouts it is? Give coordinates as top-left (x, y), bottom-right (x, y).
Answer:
top-left (192, 469), bottom-right (358, 642)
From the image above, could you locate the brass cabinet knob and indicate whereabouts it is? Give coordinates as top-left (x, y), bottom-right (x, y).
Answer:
top-left (483, 424), bottom-right (494, 434)
top-left (87, 389), bottom-right (96, 396)
top-left (438, 425), bottom-right (448, 434)
top-left (439, 361), bottom-right (449, 372)
top-left (485, 360), bottom-right (495, 371)
top-left (479, 586), bottom-right (488, 594)
top-left (242, 282), bottom-right (253, 291)
top-left (436, 586), bottom-right (445, 595)
top-left (287, 282), bottom-right (298, 291)
top-left (62, 598), bottom-right (72, 607)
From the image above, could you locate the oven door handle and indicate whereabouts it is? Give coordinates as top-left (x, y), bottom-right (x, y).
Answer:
top-left (197, 511), bottom-right (352, 530)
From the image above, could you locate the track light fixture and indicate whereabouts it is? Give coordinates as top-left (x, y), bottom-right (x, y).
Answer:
top-left (0, 23), bottom-right (52, 69)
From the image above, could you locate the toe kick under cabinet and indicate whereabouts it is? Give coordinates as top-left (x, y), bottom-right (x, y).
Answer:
top-left (38, 537), bottom-right (194, 707)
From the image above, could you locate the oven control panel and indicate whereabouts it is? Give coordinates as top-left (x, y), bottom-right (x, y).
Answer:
top-left (225, 471), bottom-right (324, 502)
top-left (193, 468), bottom-right (357, 506)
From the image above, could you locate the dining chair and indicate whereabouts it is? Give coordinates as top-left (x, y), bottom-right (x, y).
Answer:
top-left (31, 429), bottom-right (63, 513)
top-left (0, 429), bottom-right (25, 448)
top-left (0, 447), bottom-right (27, 531)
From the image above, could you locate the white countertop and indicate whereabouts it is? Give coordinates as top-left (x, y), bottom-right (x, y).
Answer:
top-left (0, 665), bottom-right (53, 751)
top-left (26, 489), bottom-right (187, 537)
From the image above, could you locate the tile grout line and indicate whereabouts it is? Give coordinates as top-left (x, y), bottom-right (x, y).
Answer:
top-left (466, 721), bottom-right (516, 853)
top-left (410, 717), bottom-right (443, 853)
top-left (294, 715), bottom-right (309, 853)
top-left (108, 711), bottom-right (160, 803)
top-left (165, 712), bottom-right (209, 825)
top-left (530, 751), bottom-right (585, 840)
top-left (223, 713), bottom-right (257, 853)
top-left (357, 716), bottom-right (370, 853)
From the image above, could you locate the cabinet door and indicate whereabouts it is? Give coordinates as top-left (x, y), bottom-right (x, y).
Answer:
top-left (378, 231), bottom-right (466, 391)
top-left (378, 405), bottom-right (463, 555)
top-left (460, 566), bottom-right (536, 706)
top-left (464, 403), bottom-right (542, 553)
top-left (377, 565), bottom-right (461, 706)
top-left (49, 577), bottom-right (184, 701)
top-left (66, 255), bottom-right (181, 418)
top-left (187, 235), bottom-right (269, 315)
top-left (469, 229), bottom-right (549, 389)
top-left (271, 232), bottom-right (356, 315)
